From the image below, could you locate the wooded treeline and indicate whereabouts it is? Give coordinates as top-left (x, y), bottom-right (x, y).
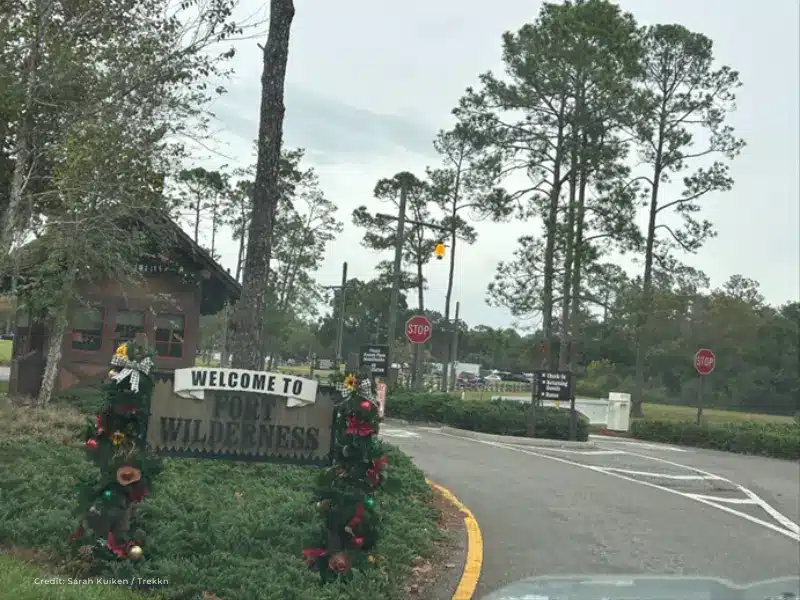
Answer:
top-left (1, 0), bottom-right (796, 415)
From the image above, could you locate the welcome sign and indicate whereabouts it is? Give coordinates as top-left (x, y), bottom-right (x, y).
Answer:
top-left (146, 368), bottom-right (334, 466)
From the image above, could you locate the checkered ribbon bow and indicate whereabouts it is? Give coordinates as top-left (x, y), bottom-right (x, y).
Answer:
top-left (335, 379), bottom-right (376, 403)
top-left (110, 353), bottom-right (154, 393)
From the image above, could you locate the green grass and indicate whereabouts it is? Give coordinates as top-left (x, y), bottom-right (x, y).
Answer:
top-left (641, 403), bottom-right (796, 425)
top-left (0, 554), bottom-right (158, 600)
top-left (0, 340), bottom-right (11, 365)
top-left (0, 399), bottom-right (441, 600)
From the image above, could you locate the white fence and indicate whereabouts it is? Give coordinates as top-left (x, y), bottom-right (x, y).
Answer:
top-left (490, 392), bottom-right (632, 431)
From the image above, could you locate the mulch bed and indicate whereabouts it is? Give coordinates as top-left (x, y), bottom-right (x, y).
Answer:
top-left (406, 485), bottom-right (466, 598)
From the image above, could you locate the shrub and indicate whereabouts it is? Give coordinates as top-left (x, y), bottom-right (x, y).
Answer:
top-left (631, 419), bottom-right (800, 460)
top-left (386, 392), bottom-right (589, 441)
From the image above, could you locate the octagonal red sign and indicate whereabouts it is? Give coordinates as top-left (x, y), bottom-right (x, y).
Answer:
top-left (405, 315), bottom-right (432, 344)
top-left (695, 348), bottom-right (716, 376)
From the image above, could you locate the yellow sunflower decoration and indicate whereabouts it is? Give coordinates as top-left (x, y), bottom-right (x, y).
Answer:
top-left (114, 343), bottom-right (128, 358)
top-left (111, 431), bottom-right (126, 446)
top-left (343, 374), bottom-right (358, 391)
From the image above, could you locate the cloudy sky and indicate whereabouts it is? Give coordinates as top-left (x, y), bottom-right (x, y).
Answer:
top-left (190, 0), bottom-right (800, 329)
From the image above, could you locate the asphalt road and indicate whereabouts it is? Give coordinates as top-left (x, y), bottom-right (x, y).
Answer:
top-left (380, 422), bottom-right (800, 599)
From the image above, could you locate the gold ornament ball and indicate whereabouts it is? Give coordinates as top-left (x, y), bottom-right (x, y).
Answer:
top-left (128, 545), bottom-right (143, 559)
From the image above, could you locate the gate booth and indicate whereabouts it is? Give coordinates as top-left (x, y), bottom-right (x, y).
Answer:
top-left (3, 214), bottom-right (241, 399)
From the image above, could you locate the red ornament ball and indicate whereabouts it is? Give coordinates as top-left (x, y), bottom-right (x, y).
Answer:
top-left (352, 536), bottom-right (364, 548)
top-left (360, 400), bottom-right (372, 411)
top-left (86, 439), bottom-right (98, 450)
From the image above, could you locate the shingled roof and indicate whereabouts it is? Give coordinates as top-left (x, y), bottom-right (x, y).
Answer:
top-left (5, 212), bottom-right (241, 315)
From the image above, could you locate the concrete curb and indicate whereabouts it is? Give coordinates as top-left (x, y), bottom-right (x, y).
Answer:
top-left (439, 426), bottom-right (598, 449)
top-left (426, 479), bottom-right (482, 600)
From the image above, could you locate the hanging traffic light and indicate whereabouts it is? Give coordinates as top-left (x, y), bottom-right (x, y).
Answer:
top-left (434, 241), bottom-right (446, 260)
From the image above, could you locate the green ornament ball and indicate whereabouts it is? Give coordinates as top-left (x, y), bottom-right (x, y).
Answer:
top-left (365, 496), bottom-right (375, 509)
top-left (103, 490), bottom-right (113, 500)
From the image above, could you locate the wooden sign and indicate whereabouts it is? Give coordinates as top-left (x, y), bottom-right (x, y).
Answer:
top-left (146, 369), bottom-right (335, 466)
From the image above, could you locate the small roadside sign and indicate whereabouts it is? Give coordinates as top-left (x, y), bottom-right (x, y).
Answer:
top-left (359, 344), bottom-right (389, 376)
top-left (535, 370), bottom-right (573, 401)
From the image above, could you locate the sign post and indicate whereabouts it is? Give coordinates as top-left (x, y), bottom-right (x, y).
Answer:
top-left (694, 348), bottom-right (716, 425)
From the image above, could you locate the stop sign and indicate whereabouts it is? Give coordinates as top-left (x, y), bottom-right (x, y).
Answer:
top-left (405, 315), bottom-right (432, 344)
top-left (695, 348), bottom-right (716, 376)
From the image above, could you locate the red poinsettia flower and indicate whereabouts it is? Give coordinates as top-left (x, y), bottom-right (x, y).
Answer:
top-left (345, 415), bottom-right (374, 437)
top-left (302, 547), bottom-right (327, 566)
top-left (106, 532), bottom-right (132, 558)
top-left (348, 504), bottom-right (365, 530)
top-left (366, 455), bottom-right (389, 487)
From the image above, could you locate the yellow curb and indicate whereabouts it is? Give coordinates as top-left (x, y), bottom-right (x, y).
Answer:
top-left (426, 478), bottom-right (483, 600)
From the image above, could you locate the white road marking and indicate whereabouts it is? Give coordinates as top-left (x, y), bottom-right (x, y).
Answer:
top-left (379, 428), bottom-right (420, 438)
top-left (590, 435), bottom-right (689, 452)
top-left (600, 468), bottom-right (724, 481)
top-left (432, 430), bottom-right (800, 543)
top-left (508, 446), bottom-right (625, 456)
top-left (613, 447), bottom-right (800, 537)
top-left (686, 494), bottom-right (757, 505)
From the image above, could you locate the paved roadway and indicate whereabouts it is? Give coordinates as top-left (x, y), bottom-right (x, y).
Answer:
top-left (380, 422), bottom-right (800, 599)
top-left (0, 366), bottom-right (8, 381)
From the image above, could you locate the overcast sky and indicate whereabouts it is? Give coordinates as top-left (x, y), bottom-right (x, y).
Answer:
top-left (191, 0), bottom-right (800, 329)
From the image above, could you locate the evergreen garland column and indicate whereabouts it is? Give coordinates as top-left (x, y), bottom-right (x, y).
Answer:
top-left (68, 340), bottom-right (163, 564)
top-left (303, 373), bottom-right (389, 581)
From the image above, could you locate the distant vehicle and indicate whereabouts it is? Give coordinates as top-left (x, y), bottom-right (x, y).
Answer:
top-left (507, 373), bottom-right (530, 383)
top-left (484, 374), bottom-right (501, 382)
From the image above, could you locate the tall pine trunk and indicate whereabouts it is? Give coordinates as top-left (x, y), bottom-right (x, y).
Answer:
top-left (440, 176), bottom-right (460, 392)
top-left (230, 0), bottom-right (295, 370)
top-left (632, 108), bottom-right (666, 417)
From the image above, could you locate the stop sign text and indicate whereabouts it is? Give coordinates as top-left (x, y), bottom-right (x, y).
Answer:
top-left (694, 348), bottom-right (716, 376)
top-left (405, 315), bottom-right (432, 344)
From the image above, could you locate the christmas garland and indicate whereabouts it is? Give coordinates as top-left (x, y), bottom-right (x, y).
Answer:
top-left (302, 373), bottom-right (389, 581)
top-left (68, 340), bottom-right (163, 565)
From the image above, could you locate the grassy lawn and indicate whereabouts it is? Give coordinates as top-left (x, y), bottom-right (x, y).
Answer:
top-left (0, 395), bottom-right (442, 600)
top-left (0, 554), bottom-right (156, 600)
top-left (0, 339), bottom-right (11, 365)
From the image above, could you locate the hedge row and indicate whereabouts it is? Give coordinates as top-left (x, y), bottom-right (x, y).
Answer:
top-left (386, 392), bottom-right (589, 441)
top-left (630, 419), bottom-right (800, 460)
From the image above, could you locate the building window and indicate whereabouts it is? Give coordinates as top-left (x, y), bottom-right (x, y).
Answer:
top-left (70, 306), bottom-right (105, 351)
top-left (155, 314), bottom-right (185, 358)
top-left (114, 310), bottom-right (146, 348)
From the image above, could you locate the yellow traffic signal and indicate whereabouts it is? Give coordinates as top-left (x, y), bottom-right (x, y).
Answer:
top-left (434, 242), bottom-right (446, 260)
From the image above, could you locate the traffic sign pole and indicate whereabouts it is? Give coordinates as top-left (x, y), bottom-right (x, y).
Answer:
top-left (694, 348), bottom-right (716, 425)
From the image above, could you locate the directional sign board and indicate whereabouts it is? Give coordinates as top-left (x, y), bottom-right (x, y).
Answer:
top-left (359, 344), bottom-right (389, 376)
top-left (405, 315), bottom-right (432, 344)
top-left (694, 348), bottom-right (716, 376)
top-left (535, 370), bottom-right (573, 401)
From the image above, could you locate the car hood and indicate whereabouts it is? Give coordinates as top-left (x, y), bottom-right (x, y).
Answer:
top-left (482, 574), bottom-right (799, 600)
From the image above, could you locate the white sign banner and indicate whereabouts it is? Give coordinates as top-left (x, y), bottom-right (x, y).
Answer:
top-left (173, 368), bottom-right (318, 408)
top-left (376, 382), bottom-right (387, 418)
